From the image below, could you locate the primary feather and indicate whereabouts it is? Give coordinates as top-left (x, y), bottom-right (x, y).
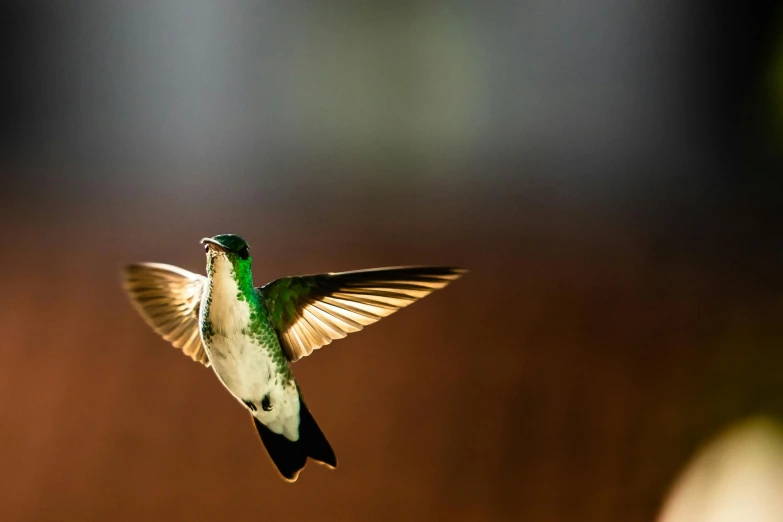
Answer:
top-left (122, 263), bottom-right (210, 366)
top-left (260, 266), bottom-right (467, 362)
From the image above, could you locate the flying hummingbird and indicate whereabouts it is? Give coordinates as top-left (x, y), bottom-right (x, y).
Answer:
top-left (122, 234), bottom-right (466, 482)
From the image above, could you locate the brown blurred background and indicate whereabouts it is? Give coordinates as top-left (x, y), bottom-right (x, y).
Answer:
top-left (1, 2), bottom-right (783, 521)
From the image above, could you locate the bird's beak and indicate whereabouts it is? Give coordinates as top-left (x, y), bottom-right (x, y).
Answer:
top-left (200, 237), bottom-right (226, 252)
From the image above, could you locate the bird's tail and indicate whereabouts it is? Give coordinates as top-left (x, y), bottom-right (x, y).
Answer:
top-left (252, 393), bottom-right (337, 482)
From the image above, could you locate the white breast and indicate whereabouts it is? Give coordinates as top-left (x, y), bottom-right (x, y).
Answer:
top-left (207, 257), bottom-right (250, 332)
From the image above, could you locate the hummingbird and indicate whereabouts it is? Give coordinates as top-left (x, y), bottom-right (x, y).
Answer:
top-left (122, 233), bottom-right (466, 482)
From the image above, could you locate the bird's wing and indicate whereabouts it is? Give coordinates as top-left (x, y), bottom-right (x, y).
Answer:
top-left (122, 262), bottom-right (211, 366)
top-left (258, 266), bottom-right (466, 362)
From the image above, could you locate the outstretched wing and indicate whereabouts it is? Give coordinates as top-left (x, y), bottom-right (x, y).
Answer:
top-left (259, 266), bottom-right (466, 362)
top-left (122, 262), bottom-right (210, 366)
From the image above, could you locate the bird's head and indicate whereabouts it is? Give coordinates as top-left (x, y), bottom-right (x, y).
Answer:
top-left (200, 234), bottom-right (251, 263)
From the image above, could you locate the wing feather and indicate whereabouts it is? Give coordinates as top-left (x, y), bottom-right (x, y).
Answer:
top-left (259, 266), bottom-right (466, 362)
top-left (122, 262), bottom-right (210, 366)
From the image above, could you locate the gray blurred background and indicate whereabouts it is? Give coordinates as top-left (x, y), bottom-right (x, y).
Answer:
top-left (1, 1), bottom-right (782, 521)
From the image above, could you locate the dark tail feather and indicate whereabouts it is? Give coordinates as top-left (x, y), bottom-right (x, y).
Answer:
top-left (252, 397), bottom-right (337, 482)
top-left (298, 398), bottom-right (337, 469)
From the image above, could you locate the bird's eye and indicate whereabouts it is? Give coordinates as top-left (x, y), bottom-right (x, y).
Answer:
top-left (204, 244), bottom-right (210, 252)
top-left (238, 246), bottom-right (249, 260)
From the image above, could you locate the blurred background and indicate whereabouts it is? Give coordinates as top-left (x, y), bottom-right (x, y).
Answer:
top-left (1, 1), bottom-right (782, 521)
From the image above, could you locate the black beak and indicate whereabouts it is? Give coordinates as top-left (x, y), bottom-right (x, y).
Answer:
top-left (200, 238), bottom-right (226, 251)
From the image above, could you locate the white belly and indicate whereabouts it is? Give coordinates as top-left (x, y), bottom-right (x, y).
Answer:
top-left (208, 329), bottom-right (277, 401)
top-left (207, 331), bottom-right (300, 440)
